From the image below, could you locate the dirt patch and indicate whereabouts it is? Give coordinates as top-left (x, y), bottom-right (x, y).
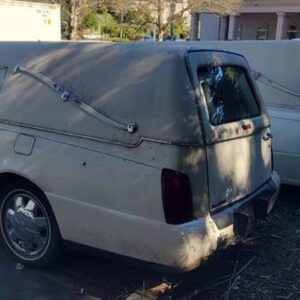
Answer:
top-left (228, 186), bottom-right (300, 300)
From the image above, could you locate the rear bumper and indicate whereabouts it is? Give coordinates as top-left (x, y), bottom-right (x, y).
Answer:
top-left (54, 172), bottom-right (280, 272)
top-left (212, 171), bottom-right (280, 234)
top-left (148, 171), bottom-right (280, 271)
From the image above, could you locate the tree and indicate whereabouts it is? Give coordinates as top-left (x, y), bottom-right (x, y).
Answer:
top-left (68, 0), bottom-right (105, 39)
top-left (142, 0), bottom-right (243, 41)
top-left (73, 0), bottom-right (147, 40)
top-left (45, 0), bottom-right (242, 40)
top-left (82, 9), bottom-right (119, 37)
top-left (54, 0), bottom-right (108, 39)
top-left (120, 7), bottom-right (154, 40)
top-left (82, 10), bottom-right (99, 31)
top-left (173, 18), bottom-right (190, 39)
top-left (82, 2), bottom-right (154, 41)
top-left (108, 0), bottom-right (150, 39)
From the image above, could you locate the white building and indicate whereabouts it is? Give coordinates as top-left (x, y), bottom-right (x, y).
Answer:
top-left (0, 0), bottom-right (61, 41)
top-left (191, 0), bottom-right (300, 41)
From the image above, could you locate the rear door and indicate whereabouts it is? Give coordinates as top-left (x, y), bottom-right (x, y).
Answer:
top-left (187, 50), bottom-right (272, 211)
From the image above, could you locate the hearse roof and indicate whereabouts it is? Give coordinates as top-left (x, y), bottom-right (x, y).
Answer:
top-left (0, 42), bottom-right (240, 146)
top-left (0, 41), bottom-right (243, 62)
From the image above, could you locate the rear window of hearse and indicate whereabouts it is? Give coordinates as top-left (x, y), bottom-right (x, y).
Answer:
top-left (198, 65), bottom-right (260, 126)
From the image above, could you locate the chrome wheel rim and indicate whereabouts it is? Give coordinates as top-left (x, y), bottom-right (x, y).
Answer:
top-left (1, 190), bottom-right (50, 260)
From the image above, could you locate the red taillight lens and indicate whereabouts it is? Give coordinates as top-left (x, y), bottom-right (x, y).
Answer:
top-left (161, 169), bottom-right (194, 224)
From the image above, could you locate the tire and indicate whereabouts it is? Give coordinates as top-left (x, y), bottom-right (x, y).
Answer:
top-left (0, 180), bottom-right (62, 267)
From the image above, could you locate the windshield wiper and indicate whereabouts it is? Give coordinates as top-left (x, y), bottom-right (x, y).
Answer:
top-left (13, 65), bottom-right (137, 133)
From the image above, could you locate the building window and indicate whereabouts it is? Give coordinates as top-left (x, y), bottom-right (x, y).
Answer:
top-left (257, 24), bottom-right (269, 40)
top-left (287, 24), bottom-right (298, 39)
top-left (237, 23), bottom-right (242, 40)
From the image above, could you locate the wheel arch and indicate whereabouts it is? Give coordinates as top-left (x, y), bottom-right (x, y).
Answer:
top-left (0, 172), bottom-right (63, 266)
top-left (0, 172), bottom-right (61, 235)
top-left (0, 172), bottom-right (45, 195)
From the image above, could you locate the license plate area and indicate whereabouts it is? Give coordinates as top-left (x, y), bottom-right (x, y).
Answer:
top-left (233, 202), bottom-right (256, 238)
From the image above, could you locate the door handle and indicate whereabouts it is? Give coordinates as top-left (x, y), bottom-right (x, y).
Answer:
top-left (263, 133), bottom-right (273, 141)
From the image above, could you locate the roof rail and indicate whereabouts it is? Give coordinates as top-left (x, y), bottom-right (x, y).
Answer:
top-left (13, 65), bottom-right (137, 134)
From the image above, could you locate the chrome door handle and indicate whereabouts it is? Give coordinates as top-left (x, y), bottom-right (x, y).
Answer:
top-left (263, 133), bottom-right (273, 141)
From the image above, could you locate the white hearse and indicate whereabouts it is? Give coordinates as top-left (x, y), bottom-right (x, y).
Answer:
top-left (0, 42), bottom-right (280, 271)
top-left (196, 41), bottom-right (300, 187)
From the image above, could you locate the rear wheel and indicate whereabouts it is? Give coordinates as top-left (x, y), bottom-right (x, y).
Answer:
top-left (0, 180), bottom-right (61, 267)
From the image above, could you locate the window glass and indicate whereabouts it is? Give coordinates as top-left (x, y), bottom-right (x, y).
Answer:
top-left (198, 65), bottom-right (260, 126)
top-left (287, 24), bottom-right (297, 40)
top-left (257, 24), bottom-right (269, 40)
top-left (237, 23), bottom-right (243, 40)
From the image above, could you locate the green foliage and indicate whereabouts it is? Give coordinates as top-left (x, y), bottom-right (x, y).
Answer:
top-left (82, 6), bottom-right (155, 41)
top-left (54, 0), bottom-right (241, 40)
top-left (82, 12), bottom-right (98, 31)
top-left (121, 9), bottom-right (154, 40)
top-left (173, 20), bottom-right (190, 39)
top-left (98, 12), bottom-right (119, 36)
top-left (82, 10), bottom-right (119, 38)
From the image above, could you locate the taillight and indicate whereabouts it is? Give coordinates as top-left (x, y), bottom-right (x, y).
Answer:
top-left (161, 169), bottom-right (194, 224)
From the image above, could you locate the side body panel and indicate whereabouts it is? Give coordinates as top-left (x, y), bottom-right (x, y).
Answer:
top-left (0, 123), bottom-right (209, 264)
top-left (0, 42), bottom-right (203, 147)
top-left (0, 42), bottom-right (211, 266)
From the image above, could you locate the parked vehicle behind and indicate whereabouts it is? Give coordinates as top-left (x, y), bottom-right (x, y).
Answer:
top-left (0, 42), bottom-right (280, 271)
top-left (197, 40), bottom-right (300, 186)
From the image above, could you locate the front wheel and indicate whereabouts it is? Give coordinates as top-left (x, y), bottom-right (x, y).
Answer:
top-left (0, 180), bottom-right (61, 267)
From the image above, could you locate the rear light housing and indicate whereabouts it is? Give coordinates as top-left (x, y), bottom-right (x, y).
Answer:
top-left (161, 169), bottom-right (194, 224)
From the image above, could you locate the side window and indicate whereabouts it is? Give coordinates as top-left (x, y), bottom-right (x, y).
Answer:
top-left (257, 24), bottom-right (269, 40)
top-left (287, 24), bottom-right (298, 40)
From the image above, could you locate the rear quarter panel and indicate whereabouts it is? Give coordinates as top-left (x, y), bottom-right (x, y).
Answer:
top-left (0, 123), bottom-right (209, 263)
top-left (0, 125), bottom-right (164, 232)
